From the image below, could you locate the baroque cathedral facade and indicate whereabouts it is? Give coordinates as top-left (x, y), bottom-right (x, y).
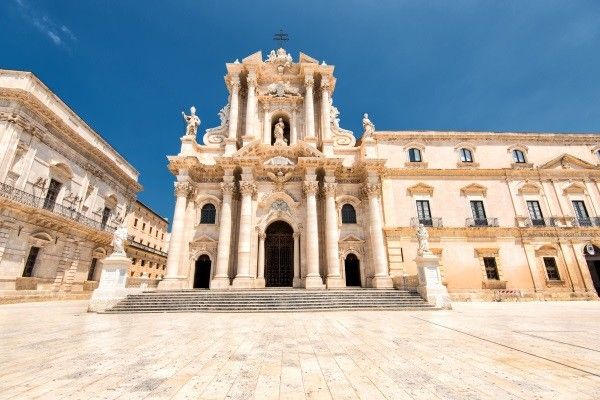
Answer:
top-left (161, 49), bottom-right (600, 300)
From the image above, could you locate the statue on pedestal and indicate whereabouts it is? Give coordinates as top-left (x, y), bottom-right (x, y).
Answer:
top-left (362, 113), bottom-right (375, 137)
top-left (416, 223), bottom-right (431, 256)
top-left (111, 224), bottom-right (128, 257)
top-left (182, 106), bottom-right (200, 137)
top-left (273, 118), bottom-right (287, 146)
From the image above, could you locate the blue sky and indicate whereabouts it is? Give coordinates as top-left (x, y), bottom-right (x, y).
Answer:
top-left (2, 0), bottom-right (600, 221)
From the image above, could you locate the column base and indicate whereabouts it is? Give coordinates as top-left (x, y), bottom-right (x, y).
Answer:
top-left (157, 277), bottom-right (187, 291)
top-left (224, 138), bottom-right (238, 156)
top-left (232, 276), bottom-right (254, 289)
top-left (304, 275), bottom-right (325, 289)
top-left (209, 276), bottom-right (230, 290)
top-left (371, 276), bottom-right (394, 289)
top-left (326, 276), bottom-right (346, 289)
top-left (254, 278), bottom-right (266, 288)
top-left (293, 277), bottom-right (303, 288)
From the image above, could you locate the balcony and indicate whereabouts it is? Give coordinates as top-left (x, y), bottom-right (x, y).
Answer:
top-left (127, 236), bottom-right (168, 258)
top-left (466, 217), bottom-right (499, 227)
top-left (410, 217), bottom-right (443, 228)
top-left (572, 217), bottom-right (600, 227)
top-left (523, 218), bottom-right (559, 228)
top-left (0, 182), bottom-right (116, 233)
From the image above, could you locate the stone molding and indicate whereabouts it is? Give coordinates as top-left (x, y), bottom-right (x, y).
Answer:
top-left (362, 183), bottom-right (381, 198)
top-left (303, 181), bottom-right (319, 196)
top-left (322, 182), bottom-right (337, 196)
top-left (174, 182), bottom-right (192, 198)
top-left (239, 181), bottom-right (257, 196)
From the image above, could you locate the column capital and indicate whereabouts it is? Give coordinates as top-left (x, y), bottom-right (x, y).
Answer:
top-left (258, 231), bottom-right (266, 240)
top-left (323, 182), bottom-right (337, 196)
top-left (303, 180), bottom-right (319, 196)
top-left (229, 75), bottom-right (241, 91)
top-left (362, 183), bottom-right (381, 198)
top-left (239, 181), bottom-right (256, 196)
top-left (320, 76), bottom-right (331, 91)
top-left (304, 75), bottom-right (314, 88)
top-left (293, 232), bottom-right (300, 239)
top-left (247, 72), bottom-right (257, 87)
top-left (220, 182), bottom-right (236, 195)
top-left (174, 181), bottom-right (192, 198)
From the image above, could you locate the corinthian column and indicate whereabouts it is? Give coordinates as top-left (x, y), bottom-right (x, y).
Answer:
top-left (244, 72), bottom-right (257, 139)
top-left (321, 77), bottom-right (331, 140)
top-left (158, 181), bottom-right (191, 290)
top-left (364, 183), bottom-right (393, 288)
top-left (304, 180), bottom-right (324, 288)
top-left (233, 180), bottom-right (256, 288)
top-left (225, 74), bottom-right (240, 155)
top-left (304, 75), bottom-right (316, 145)
top-left (256, 231), bottom-right (266, 288)
top-left (211, 181), bottom-right (235, 289)
top-left (324, 182), bottom-right (344, 288)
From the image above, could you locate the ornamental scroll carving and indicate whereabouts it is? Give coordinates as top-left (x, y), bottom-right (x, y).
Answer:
top-left (174, 182), bottom-right (192, 197)
top-left (220, 182), bottom-right (235, 195)
top-left (271, 200), bottom-right (289, 212)
top-left (323, 182), bottom-right (337, 196)
top-left (303, 181), bottom-right (319, 196)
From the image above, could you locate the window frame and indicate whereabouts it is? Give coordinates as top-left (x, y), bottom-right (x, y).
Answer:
top-left (543, 257), bottom-right (561, 281)
top-left (408, 148), bottom-right (422, 163)
top-left (512, 149), bottom-right (526, 164)
top-left (341, 203), bottom-right (357, 224)
top-left (416, 200), bottom-right (433, 226)
top-left (483, 257), bottom-right (500, 280)
top-left (459, 148), bottom-right (473, 163)
top-left (200, 203), bottom-right (217, 224)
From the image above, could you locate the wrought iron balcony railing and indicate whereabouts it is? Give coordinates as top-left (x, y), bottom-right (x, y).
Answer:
top-left (410, 217), bottom-right (443, 228)
top-left (127, 236), bottom-right (168, 258)
top-left (0, 182), bottom-right (116, 233)
top-left (466, 217), bottom-right (499, 227)
top-left (572, 217), bottom-right (600, 227)
top-left (523, 217), bottom-right (559, 228)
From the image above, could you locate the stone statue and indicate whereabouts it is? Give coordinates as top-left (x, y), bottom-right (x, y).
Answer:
top-left (111, 224), bottom-right (128, 256)
top-left (416, 224), bottom-right (431, 256)
top-left (273, 118), bottom-right (287, 146)
top-left (218, 104), bottom-right (230, 126)
top-left (362, 113), bottom-right (375, 137)
top-left (182, 106), bottom-right (200, 137)
top-left (330, 98), bottom-right (340, 128)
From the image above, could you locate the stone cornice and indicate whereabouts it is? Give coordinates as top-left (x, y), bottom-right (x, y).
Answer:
top-left (384, 168), bottom-right (600, 179)
top-left (374, 130), bottom-right (600, 144)
top-left (385, 226), bottom-right (600, 240)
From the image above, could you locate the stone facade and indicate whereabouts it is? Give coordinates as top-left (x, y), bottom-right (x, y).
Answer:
top-left (0, 69), bottom-right (141, 294)
top-left (126, 200), bottom-right (169, 281)
top-left (162, 49), bottom-right (600, 301)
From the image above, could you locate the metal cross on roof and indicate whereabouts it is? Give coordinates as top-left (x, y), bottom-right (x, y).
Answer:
top-left (273, 29), bottom-right (289, 48)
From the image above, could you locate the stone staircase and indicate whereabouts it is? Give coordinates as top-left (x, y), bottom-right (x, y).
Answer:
top-left (104, 289), bottom-right (433, 313)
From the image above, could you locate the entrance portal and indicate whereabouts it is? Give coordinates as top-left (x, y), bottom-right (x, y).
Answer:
top-left (264, 221), bottom-right (294, 287)
top-left (193, 255), bottom-right (211, 289)
top-left (345, 254), bottom-right (361, 287)
top-left (584, 244), bottom-right (600, 295)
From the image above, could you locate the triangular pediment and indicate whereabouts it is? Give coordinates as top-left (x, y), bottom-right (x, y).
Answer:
top-left (460, 183), bottom-right (487, 196)
top-left (192, 234), bottom-right (217, 243)
top-left (539, 154), bottom-right (597, 170)
top-left (299, 52), bottom-right (318, 64)
top-left (340, 234), bottom-right (364, 243)
top-left (407, 182), bottom-right (434, 196)
top-left (242, 51), bottom-right (262, 64)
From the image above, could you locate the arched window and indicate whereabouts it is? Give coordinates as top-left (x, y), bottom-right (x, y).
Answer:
top-left (200, 203), bottom-right (216, 224)
top-left (408, 148), bottom-right (422, 162)
top-left (512, 149), bottom-right (526, 163)
top-left (341, 204), bottom-right (357, 224)
top-left (459, 148), bottom-right (473, 163)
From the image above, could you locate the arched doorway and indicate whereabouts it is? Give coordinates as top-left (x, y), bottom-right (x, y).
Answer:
top-left (193, 255), bottom-right (211, 289)
top-left (264, 221), bottom-right (294, 287)
top-left (584, 244), bottom-right (600, 295)
top-left (345, 254), bottom-right (361, 287)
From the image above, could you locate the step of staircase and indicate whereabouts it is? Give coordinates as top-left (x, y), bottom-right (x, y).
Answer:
top-left (104, 289), bottom-right (434, 313)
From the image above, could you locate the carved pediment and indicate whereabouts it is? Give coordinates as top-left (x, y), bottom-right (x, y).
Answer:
top-left (539, 154), bottom-right (597, 170)
top-left (562, 181), bottom-right (586, 195)
top-left (460, 183), bottom-right (487, 197)
top-left (407, 183), bottom-right (434, 196)
top-left (234, 141), bottom-right (325, 160)
top-left (518, 182), bottom-right (542, 195)
top-left (264, 156), bottom-right (295, 166)
top-left (191, 234), bottom-right (217, 243)
top-left (339, 234), bottom-right (365, 243)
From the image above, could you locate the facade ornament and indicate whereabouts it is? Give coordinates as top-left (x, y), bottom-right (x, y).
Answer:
top-left (182, 106), bottom-right (201, 137)
top-left (329, 98), bottom-right (340, 128)
top-left (323, 182), bottom-right (337, 196)
top-left (174, 181), bottom-right (191, 197)
top-left (362, 113), bottom-right (375, 137)
top-left (264, 156), bottom-right (295, 166)
top-left (239, 181), bottom-right (256, 196)
top-left (271, 200), bottom-right (290, 212)
top-left (247, 72), bottom-right (257, 87)
top-left (266, 48), bottom-right (293, 66)
top-left (362, 183), bottom-right (381, 198)
top-left (303, 180), bottom-right (319, 196)
top-left (218, 104), bottom-right (230, 127)
top-left (273, 118), bottom-right (288, 146)
top-left (110, 224), bottom-right (128, 256)
top-left (220, 182), bottom-right (235, 195)
top-left (229, 75), bottom-right (241, 91)
top-left (266, 170), bottom-right (293, 191)
top-left (258, 231), bottom-right (266, 240)
top-left (416, 224), bottom-right (431, 256)
top-left (321, 76), bottom-right (330, 91)
top-left (265, 81), bottom-right (300, 97)
top-left (304, 75), bottom-right (314, 88)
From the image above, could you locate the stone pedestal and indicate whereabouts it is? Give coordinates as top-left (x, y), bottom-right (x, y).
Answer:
top-left (158, 277), bottom-right (187, 290)
top-left (180, 135), bottom-right (197, 155)
top-left (209, 276), bottom-right (230, 290)
top-left (254, 277), bottom-right (266, 288)
top-left (232, 276), bottom-right (254, 288)
top-left (326, 277), bottom-right (346, 289)
top-left (371, 276), bottom-right (394, 289)
top-left (293, 277), bottom-right (303, 288)
top-left (416, 253), bottom-right (451, 309)
top-left (224, 138), bottom-right (238, 156)
top-left (305, 276), bottom-right (325, 289)
top-left (88, 255), bottom-right (135, 312)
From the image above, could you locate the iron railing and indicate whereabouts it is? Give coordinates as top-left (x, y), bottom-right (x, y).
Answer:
top-left (0, 182), bottom-right (116, 233)
top-left (572, 217), bottom-right (600, 227)
top-left (523, 218), bottom-right (559, 228)
top-left (128, 239), bottom-right (168, 258)
top-left (466, 217), bottom-right (499, 227)
top-left (410, 217), bottom-right (443, 228)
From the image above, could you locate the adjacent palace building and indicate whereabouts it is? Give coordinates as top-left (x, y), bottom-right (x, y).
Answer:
top-left (0, 69), bottom-right (143, 295)
top-left (161, 49), bottom-right (600, 301)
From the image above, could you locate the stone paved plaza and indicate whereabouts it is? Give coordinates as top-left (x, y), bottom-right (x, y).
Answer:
top-left (1, 301), bottom-right (599, 399)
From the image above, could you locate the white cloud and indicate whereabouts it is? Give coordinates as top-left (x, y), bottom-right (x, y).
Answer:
top-left (13, 0), bottom-right (76, 49)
